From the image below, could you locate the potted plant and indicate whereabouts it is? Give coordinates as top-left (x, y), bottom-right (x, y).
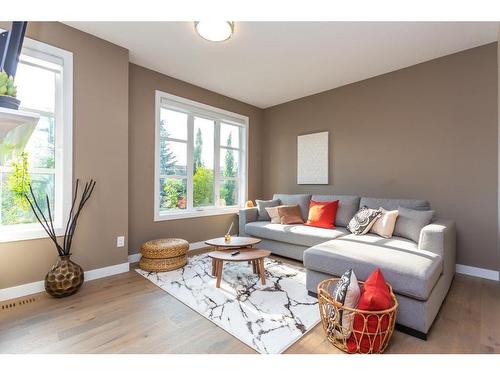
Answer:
top-left (0, 70), bottom-right (19, 110)
top-left (0, 22), bottom-right (27, 110)
top-left (25, 179), bottom-right (96, 298)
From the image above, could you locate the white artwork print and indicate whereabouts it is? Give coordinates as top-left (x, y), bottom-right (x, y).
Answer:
top-left (297, 131), bottom-right (329, 184)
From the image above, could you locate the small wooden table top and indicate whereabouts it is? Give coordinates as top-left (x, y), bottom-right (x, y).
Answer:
top-left (208, 248), bottom-right (271, 262)
top-left (204, 236), bottom-right (261, 249)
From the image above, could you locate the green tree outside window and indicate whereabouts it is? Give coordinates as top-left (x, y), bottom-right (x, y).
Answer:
top-left (221, 133), bottom-right (237, 206)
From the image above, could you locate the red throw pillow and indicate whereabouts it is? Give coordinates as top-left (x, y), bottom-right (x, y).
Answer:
top-left (347, 268), bottom-right (394, 353)
top-left (305, 200), bottom-right (339, 229)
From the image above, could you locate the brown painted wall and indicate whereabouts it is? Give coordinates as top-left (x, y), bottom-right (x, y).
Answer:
top-left (1, 23), bottom-right (497, 291)
top-left (0, 22), bottom-right (129, 288)
top-left (128, 64), bottom-right (264, 255)
top-left (262, 43), bottom-right (499, 270)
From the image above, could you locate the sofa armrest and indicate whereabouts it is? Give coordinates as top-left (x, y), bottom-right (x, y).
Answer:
top-left (418, 218), bottom-right (456, 274)
top-left (239, 207), bottom-right (258, 236)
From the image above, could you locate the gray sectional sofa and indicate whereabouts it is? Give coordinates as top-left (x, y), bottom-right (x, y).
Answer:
top-left (239, 193), bottom-right (456, 339)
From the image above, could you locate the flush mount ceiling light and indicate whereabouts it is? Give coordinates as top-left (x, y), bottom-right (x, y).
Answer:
top-left (194, 21), bottom-right (234, 42)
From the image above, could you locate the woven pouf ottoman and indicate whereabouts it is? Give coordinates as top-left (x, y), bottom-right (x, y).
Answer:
top-left (139, 238), bottom-right (189, 272)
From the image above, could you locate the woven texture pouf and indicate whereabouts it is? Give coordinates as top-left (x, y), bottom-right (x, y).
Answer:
top-left (139, 238), bottom-right (189, 272)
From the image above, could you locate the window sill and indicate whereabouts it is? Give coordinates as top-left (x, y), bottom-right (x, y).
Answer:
top-left (154, 207), bottom-right (240, 221)
top-left (0, 224), bottom-right (65, 243)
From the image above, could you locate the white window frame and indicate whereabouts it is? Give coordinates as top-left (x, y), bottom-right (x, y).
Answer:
top-left (0, 37), bottom-right (73, 242)
top-left (154, 90), bottom-right (248, 221)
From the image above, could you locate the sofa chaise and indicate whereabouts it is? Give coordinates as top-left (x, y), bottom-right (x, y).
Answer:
top-left (239, 193), bottom-right (456, 339)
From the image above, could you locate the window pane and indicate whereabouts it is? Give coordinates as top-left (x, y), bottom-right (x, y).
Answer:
top-left (220, 123), bottom-right (240, 148)
top-left (219, 180), bottom-right (239, 207)
top-left (160, 108), bottom-right (187, 140)
top-left (193, 117), bottom-right (214, 207)
top-left (16, 61), bottom-right (56, 113)
top-left (0, 172), bottom-right (54, 225)
top-left (159, 177), bottom-right (187, 211)
top-left (24, 116), bottom-right (55, 169)
top-left (220, 148), bottom-right (239, 178)
top-left (160, 140), bottom-right (187, 176)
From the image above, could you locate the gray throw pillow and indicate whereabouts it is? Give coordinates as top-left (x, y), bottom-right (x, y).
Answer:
top-left (393, 206), bottom-right (434, 243)
top-left (256, 199), bottom-right (280, 221)
top-left (347, 206), bottom-right (382, 235)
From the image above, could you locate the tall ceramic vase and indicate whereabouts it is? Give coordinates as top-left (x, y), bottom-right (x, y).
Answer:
top-left (44, 255), bottom-right (84, 298)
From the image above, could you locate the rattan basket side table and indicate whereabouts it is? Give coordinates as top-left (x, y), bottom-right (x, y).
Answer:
top-left (139, 238), bottom-right (189, 272)
top-left (317, 277), bottom-right (398, 354)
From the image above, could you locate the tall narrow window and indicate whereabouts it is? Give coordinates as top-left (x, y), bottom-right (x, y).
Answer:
top-left (219, 123), bottom-right (240, 207)
top-left (159, 108), bottom-right (188, 211)
top-left (155, 91), bottom-right (248, 221)
top-left (0, 38), bottom-right (73, 242)
top-left (193, 116), bottom-right (215, 208)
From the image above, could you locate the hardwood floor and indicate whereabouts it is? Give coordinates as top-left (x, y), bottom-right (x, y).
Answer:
top-left (1, 253), bottom-right (499, 354)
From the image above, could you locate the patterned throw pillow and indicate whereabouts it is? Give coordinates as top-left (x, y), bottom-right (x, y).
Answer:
top-left (327, 269), bottom-right (361, 339)
top-left (347, 206), bottom-right (382, 235)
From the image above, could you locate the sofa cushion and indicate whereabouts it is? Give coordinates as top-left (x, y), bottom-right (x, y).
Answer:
top-left (306, 200), bottom-right (339, 229)
top-left (273, 194), bottom-right (312, 221)
top-left (265, 206), bottom-right (282, 223)
top-left (303, 233), bottom-right (443, 300)
top-left (312, 195), bottom-right (360, 227)
top-left (333, 269), bottom-right (361, 339)
top-left (370, 208), bottom-right (399, 239)
top-left (255, 199), bottom-right (280, 221)
top-left (347, 206), bottom-right (382, 235)
top-left (278, 205), bottom-right (304, 224)
top-left (393, 206), bottom-right (435, 243)
top-left (360, 197), bottom-right (431, 211)
top-left (245, 221), bottom-right (349, 247)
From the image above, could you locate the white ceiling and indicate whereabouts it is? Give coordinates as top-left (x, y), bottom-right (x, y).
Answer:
top-left (65, 22), bottom-right (498, 108)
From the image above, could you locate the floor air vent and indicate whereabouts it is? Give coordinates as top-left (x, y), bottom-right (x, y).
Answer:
top-left (1, 297), bottom-right (36, 310)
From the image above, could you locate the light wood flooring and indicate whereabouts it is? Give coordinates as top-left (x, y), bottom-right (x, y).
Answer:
top-left (1, 253), bottom-right (500, 354)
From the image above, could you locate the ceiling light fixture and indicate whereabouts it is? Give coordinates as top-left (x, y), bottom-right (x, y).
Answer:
top-left (194, 21), bottom-right (234, 42)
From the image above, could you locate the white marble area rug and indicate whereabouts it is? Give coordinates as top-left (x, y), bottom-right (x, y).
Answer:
top-left (136, 254), bottom-right (320, 354)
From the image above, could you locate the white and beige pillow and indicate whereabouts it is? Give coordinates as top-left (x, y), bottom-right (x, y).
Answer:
top-left (370, 207), bottom-right (399, 238)
top-left (256, 199), bottom-right (280, 221)
top-left (265, 206), bottom-right (282, 223)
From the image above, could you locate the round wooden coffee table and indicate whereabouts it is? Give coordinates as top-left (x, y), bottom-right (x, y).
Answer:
top-left (205, 236), bottom-right (261, 250)
top-left (208, 248), bottom-right (271, 288)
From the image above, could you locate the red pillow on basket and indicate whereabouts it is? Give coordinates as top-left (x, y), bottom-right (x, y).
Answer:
top-left (347, 268), bottom-right (394, 353)
top-left (305, 200), bottom-right (339, 229)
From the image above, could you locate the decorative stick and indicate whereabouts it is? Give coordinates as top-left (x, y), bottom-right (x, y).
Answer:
top-left (226, 222), bottom-right (233, 235)
top-left (25, 178), bottom-right (96, 257)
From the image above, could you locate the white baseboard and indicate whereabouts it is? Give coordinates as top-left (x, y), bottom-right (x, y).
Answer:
top-left (127, 253), bottom-right (141, 263)
top-left (127, 240), bottom-right (209, 263)
top-left (456, 264), bottom-right (499, 281)
top-left (84, 262), bottom-right (129, 282)
top-left (4, 252), bottom-right (496, 302)
top-left (0, 280), bottom-right (45, 302)
top-left (0, 261), bottom-right (130, 302)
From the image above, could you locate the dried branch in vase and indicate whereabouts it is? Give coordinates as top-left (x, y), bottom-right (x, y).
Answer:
top-left (25, 178), bottom-right (96, 256)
